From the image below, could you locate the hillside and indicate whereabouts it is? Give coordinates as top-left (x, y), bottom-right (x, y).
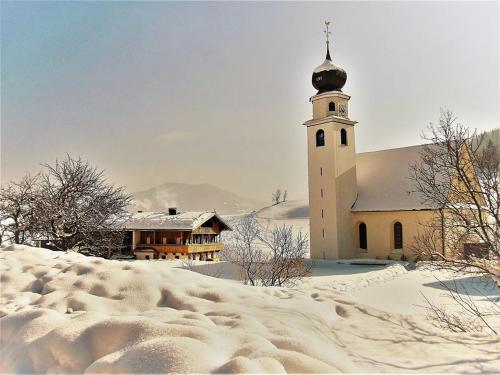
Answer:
top-left (130, 183), bottom-right (266, 215)
top-left (256, 199), bottom-right (309, 220)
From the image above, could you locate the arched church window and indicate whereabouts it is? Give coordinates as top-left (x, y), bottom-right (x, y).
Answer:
top-left (316, 129), bottom-right (325, 147)
top-left (359, 223), bottom-right (367, 250)
top-left (329, 101), bottom-right (336, 112)
top-left (394, 222), bottom-right (403, 249)
top-left (340, 128), bottom-right (347, 145)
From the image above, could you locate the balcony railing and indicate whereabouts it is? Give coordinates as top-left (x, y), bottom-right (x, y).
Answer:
top-left (136, 243), bottom-right (224, 254)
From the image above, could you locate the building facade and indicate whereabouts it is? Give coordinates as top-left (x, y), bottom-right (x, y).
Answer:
top-left (123, 210), bottom-right (231, 260)
top-left (304, 31), bottom-right (449, 261)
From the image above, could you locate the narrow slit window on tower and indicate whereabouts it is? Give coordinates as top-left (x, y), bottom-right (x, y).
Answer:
top-left (322, 228), bottom-right (325, 238)
top-left (321, 188), bottom-right (323, 198)
top-left (316, 129), bottom-right (325, 147)
top-left (340, 128), bottom-right (347, 145)
top-left (359, 223), bottom-right (367, 250)
top-left (320, 167), bottom-right (323, 176)
top-left (328, 101), bottom-right (335, 112)
top-left (394, 222), bottom-right (403, 249)
top-left (321, 209), bottom-right (324, 218)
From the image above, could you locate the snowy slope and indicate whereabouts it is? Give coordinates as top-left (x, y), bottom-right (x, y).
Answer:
top-left (130, 183), bottom-right (266, 215)
top-left (1, 245), bottom-right (499, 373)
top-left (256, 199), bottom-right (309, 220)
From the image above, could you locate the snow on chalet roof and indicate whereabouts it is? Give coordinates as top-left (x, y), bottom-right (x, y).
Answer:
top-left (122, 211), bottom-right (229, 231)
top-left (352, 144), bottom-right (436, 212)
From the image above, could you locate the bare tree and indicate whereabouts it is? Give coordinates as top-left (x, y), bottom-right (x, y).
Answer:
top-left (222, 213), bottom-right (267, 285)
top-left (410, 109), bottom-right (499, 275)
top-left (410, 109), bottom-right (499, 333)
top-left (0, 174), bottom-right (40, 245)
top-left (282, 190), bottom-right (288, 203)
top-left (33, 155), bottom-right (131, 257)
top-left (420, 278), bottom-right (500, 334)
top-left (271, 189), bottom-right (282, 205)
top-left (259, 224), bottom-right (312, 287)
top-left (223, 213), bottom-right (312, 286)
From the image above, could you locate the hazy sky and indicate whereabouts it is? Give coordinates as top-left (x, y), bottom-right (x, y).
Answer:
top-left (1, 1), bottom-right (498, 201)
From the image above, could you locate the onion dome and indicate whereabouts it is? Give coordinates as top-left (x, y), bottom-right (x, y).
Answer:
top-left (312, 44), bottom-right (347, 94)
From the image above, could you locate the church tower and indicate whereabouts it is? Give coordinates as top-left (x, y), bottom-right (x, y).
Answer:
top-left (304, 22), bottom-right (357, 259)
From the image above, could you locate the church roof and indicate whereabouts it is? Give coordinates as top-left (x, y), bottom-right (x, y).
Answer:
top-left (352, 144), bottom-right (436, 212)
top-left (122, 211), bottom-right (231, 231)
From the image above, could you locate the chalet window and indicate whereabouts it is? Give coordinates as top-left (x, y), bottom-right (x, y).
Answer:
top-left (359, 223), bottom-right (367, 250)
top-left (316, 129), bottom-right (325, 147)
top-left (161, 255), bottom-right (166, 259)
top-left (329, 101), bottom-right (335, 111)
top-left (145, 255), bottom-right (150, 260)
top-left (340, 128), bottom-right (347, 145)
top-left (394, 222), bottom-right (403, 249)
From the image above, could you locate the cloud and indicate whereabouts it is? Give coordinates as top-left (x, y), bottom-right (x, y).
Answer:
top-left (157, 130), bottom-right (204, 142)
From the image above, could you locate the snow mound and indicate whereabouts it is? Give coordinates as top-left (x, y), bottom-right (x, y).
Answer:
top-left (305, 261), bottom-right (409, 293)
top-left (1, 245), bottom-right (499, 373)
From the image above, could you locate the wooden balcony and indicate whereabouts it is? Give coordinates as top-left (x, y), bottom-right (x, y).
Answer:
top-left (187, 243), bottom-right (224, 253)
top-left (136, 243), bottom-right (224, 254)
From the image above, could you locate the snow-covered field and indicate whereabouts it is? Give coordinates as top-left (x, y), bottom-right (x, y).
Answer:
top-left (1, 245), bottom-right (499, 373)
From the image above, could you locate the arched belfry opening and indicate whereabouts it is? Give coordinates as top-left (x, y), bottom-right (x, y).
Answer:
top-left (329, 101), bottom-right (335, 112)
top-left (316, 129), bottom-right (325, 147)
top-left (340, 128), bottom-right (347, 145)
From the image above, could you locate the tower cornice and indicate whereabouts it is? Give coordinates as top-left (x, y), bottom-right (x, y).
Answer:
top-left (303, 115), bottom-right (357, 127)
top-left (310, 91), bottom-right (351, 103)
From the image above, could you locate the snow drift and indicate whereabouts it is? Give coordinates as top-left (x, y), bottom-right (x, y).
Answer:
top-left (1, 245), bottom-right (499, 373)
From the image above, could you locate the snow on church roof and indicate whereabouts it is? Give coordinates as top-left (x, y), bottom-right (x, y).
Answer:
top-left (352, 144), bottom-right (436, 212)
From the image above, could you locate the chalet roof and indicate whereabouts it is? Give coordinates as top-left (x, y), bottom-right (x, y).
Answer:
top-left (122, 211), bottom-right (231, 231)
top-left (352, 144), bottom-right (436, 212)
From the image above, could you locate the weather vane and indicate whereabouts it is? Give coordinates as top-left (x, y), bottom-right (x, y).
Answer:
top-left (324, 21), bottom-right (331, 46)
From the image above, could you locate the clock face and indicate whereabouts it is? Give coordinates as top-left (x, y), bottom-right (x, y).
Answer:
top-left (339, 104), bottom-right (347, 118)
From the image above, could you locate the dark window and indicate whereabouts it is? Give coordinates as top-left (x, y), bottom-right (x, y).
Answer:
top-left (329, 101), bottom-right (335, 111)
top-left (320, 167), bottom-right (323, 176)
top-left (321, 209), bottom-right (324, 218)
top-left (321, 188), bottom-right (323, 198)
top-left (145, 255), bottom-right (150, 260)
top-left (316, 129), bottom-right (325, 147)
top-left (394, 222), bottom-right (403, 249)
top-left (161, 255), bottom-right (166, 259)
top-left (322, 228), bottom-right (325, 238)
top-left (359, 223), bottom-right (367, 250)
top-left (340, 128), bottom-right (347, 145)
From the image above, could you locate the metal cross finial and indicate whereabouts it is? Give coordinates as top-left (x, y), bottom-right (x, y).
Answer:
top-left (324, 21), bottom-right (331, 45)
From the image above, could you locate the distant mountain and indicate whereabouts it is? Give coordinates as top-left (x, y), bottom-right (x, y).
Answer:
top-left (130, 183), bottom-right (267, 215)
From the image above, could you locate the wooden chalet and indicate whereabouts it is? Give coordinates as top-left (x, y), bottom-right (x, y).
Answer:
top-left (123, 208), bottom-right (231, 260)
